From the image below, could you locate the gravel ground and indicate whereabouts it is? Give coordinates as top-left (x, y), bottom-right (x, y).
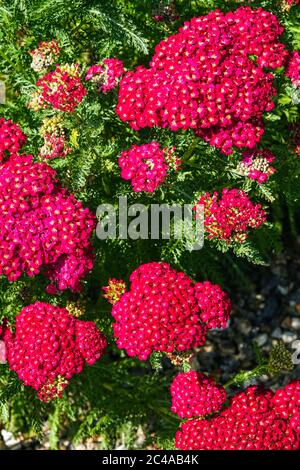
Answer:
top-left (199, 243), bottom-right (300, 387)
top-left (1, 244), bottom-right (300, 450)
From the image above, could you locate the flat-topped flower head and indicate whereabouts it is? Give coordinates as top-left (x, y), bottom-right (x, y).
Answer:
top-left (0, 118), bottom-right (27, 161)
top-left (108, 262), bottom-right (231, 360)
top-left (176, 382), bottom-right (300, 450)
top-left (118, 141), bottom-right (180, 192)
top-left (237, 148), bottom-right (276, 184)
top-left (103, 279), bottom-right (127, 305)
top-left (194, 281), bottom-right (232, 329)
top-left (85, 58), bottom-right (124, 93)
top-left (0, 152), bottom-right (95, 292)
top-left (117, 7), bottom-right (289, 154)
top-left (31, 64), bottom-right (86, 112)
top-left (2, 302), bottom-right (107, 402)
top-left (286, 51), bottom-right (300, 89)
top-left (171, 371), bottom-right (226, 418)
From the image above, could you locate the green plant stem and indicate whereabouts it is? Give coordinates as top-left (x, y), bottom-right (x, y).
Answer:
top-left (181, 136), bottom-right (199, 162)
top-left (224, 364), bottom-right (269, 389)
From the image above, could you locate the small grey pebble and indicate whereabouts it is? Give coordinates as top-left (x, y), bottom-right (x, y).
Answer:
top-left (277, 285), bottom-right (290, 295)
top-left (271, 327), bottom-right (283, 339)
top-left (282, 331), bottom-right (298, 344)
top-left (255, 333), bottom-right (268, 347)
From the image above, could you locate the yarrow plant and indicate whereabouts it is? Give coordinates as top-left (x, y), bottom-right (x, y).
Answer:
top-left (194, 281), bottom-right (232, 329)
top-left (104, 262), bottom-right (232, 360)
top-left (0, 302), bottom-right (106, 402)
top-left (29, 39), bottom-right (60, 73)
top-left (85, 58), bottom-right (124, 93)
top-left (30, 64), bottom-right (86, 112)
top-left (236, 148), bottom-right (276, 184)
top-left (117, 7), bottom-right (291, 154)
top-left (118, 141), bottom-right (180, 192)
top-left (170, 371), bottom-right (226, 418)
top-left (0, 120), bottom-right (95, 292)
top-left (195, 189), bottom-right (267, 243)
top-left (1, 0), bottom-right (300, 451)
top-left (175, 381), bottom-right (300, 450)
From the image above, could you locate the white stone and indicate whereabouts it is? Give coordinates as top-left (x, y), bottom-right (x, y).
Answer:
top-left (256, 333), bottom-right (268, 347)
top-left (271, 327), bottom-right (283, 339)
top-left (291, 318), bottom-right (300, 330)
top-left (282, 331), bottom-right (298, 344)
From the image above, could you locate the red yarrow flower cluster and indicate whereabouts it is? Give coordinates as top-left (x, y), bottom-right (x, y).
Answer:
top-left (117, 7), bottom-right (288, 154)
top-left (31, 64), bottom-right (86, 112)
top-left (0, 118), bottom-right (27, 161)
top-left (171, 371), bottom-right (226, 418)
top-left (0, 150), bottom-right (95, 292)
top-left (1, 302), bottom-right (106, 402)
top-left (194, 281), bottom-right (232, 329)
top-left (29, 39), bottom-right (60, 73)
top-left (237, 148), bottom-right (276, 184)
top-left (107, 262), bottom-right (232, 360)
top-left (118, 141), bottom-right (179, 192)
top-left (175, 382), bottom-right (300, 450)
top-left (195, 189), bottom-right (266, 243)
top-left (85, 58), bottom-right (124, 93)
top-left (272, 380), bottom-right (300, 432)
top-left (286, 51), bottom-right (300, 88)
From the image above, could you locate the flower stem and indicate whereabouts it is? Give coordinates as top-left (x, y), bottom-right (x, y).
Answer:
top-left (224, 364), bottom-right (269, 389)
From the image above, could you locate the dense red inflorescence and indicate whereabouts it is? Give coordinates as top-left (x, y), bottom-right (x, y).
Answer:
top-left (194, 281), bottom-right (232, 329)
top-left (0, 118), bottom-right (27, 160)
top-left (175, 381), bottom-right (300, 450)
top-left (0, 119), bottom-right (95, 292)
top-left (195, 188), bottom-right (266, 243)
top-left (117, 7), bottom-right (290, 154)
top-left (286, 51), bottom-right (300, 88)
top-left (107, 262), bottom-right (232, 360)
top-left (85, 58), bottom-right (125, 93)
top-left (32, 64), bottom-right (86, 112)
top-left (237, 148), bottom-right (276, 184)
top-left (1, 302), bottom-right (106, 401)
top-left (171, 371), bottom-right (226, 418)
top-left (118, 141), bottom-right (179, 192)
